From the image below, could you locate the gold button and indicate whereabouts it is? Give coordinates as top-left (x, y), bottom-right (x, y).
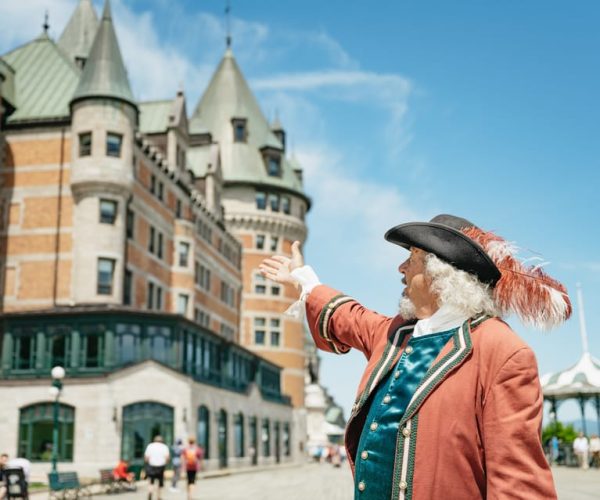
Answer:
top-left (358, 481), bottom-right (366, 491)
top-left (360, 450), bottom-right (368, 460)
top-left (383, 395), bottom-right (391, 404)
top-left (405, 346), bottom-right (413, 354)
top-left (394, 371), bottom-right (400, 379)
top-left (370, 422), bottom-right (378, 431)
top-left (400, 481), bottom-right (408, 490)
top-left (402, 427), bottom-right (410, 437)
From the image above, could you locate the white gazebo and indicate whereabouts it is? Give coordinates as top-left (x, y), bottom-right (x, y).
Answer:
top-left (541, 285), bottom-right (600, 435)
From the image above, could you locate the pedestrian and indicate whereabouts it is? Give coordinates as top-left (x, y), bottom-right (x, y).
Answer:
top-left (144, 435), bottom-right (170, 500)
top-left (170, 438), bottom-right (184, 492)
top-left (183, 436), bottom-right (203, 500)
top-left (0, 453), bottom-right (8, 500)
top-left (550, 436), bottom-right (560, 466)
top-left (589, 434), bottom-right (600, 468)
top-left (260, 214), bottom-right (571, 499)
top-left (573, 432), bottom-right (590, 470)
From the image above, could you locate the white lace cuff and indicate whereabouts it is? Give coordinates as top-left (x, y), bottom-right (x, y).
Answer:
top-left (284, 266), bottom-right (321, 319)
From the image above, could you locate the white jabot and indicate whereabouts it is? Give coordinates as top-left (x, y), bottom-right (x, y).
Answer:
top-left (412, 305), bottom-right (469, 338)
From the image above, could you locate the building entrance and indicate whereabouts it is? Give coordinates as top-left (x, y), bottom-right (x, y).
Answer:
top-left (121, 402), bottom-right (174, 470)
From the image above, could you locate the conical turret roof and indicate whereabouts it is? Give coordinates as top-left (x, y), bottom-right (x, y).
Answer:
top-left (71, 0), bottom-right (135, 107)
top-left (58, 0), bottom-right (99, 63)
top-left (189, 49), bottom-right (306, 200)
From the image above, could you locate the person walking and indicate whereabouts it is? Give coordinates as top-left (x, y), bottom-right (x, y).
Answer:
top-left (144, 435), bottom-right (170, 500)
top-left (573, 432), bottom-right (590, 469)
top-left (183, 437), bottom-right (203, 500)
top-left (260, 214), bottom-right (570, 499)
top-left (170, 439), bottom-right (184, 492)
top-left (589, 434), bottom-right (600, 468)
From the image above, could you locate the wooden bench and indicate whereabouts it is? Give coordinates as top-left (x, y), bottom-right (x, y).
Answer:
top-left (48, 472), bottom-right (90, 500)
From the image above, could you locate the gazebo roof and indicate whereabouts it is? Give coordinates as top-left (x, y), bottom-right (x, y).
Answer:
top-left (541, 352), bottom-right (600, 399)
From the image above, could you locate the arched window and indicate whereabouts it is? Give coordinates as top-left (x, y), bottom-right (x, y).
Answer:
top-left (234, 413), bottom-right (244, 458)
top-left (18, 403), bottom-right (75, 461)
top-left (121, 402), bottom-right (174, 463)
top-left (262, 418), bottom-right (270, 457)
top-left (283, 422), bottom-right (291, 456)
top-left (218, 409), bottom-right (228, 468)
top-left (197, 405), bottom-right (210, 459)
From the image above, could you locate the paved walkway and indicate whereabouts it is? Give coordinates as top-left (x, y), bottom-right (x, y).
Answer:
top-left (32, 463), bottom-right (600, 499)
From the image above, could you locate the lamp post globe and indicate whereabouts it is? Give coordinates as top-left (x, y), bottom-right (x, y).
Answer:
top-left (51, 366), bottom-right (65, 380)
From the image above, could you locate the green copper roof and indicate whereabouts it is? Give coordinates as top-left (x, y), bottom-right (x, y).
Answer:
top-left (2, 33), bottom-right (80, 123)
top-left (0, 58), bottom-right (16, 110)
top-left (58, 0), bottom-right (99, 63)
top-left (189, 49), bottom-right (306, 199)
top-left (139, 100), bottom-right (172, 133)
top-left (71, 0), bottom-right (135, 107)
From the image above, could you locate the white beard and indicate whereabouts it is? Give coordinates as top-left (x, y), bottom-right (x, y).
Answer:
top-left (399, 296), bottom-right (417, 320)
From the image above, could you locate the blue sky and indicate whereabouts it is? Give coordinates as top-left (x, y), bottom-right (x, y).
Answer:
top-left (1, 0), bottom-right (599, 424)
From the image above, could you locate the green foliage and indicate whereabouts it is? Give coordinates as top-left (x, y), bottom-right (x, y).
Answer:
top-left (542, 421), bottom-right (578, 445)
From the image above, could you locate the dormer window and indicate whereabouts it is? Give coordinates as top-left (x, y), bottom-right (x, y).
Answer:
top-left (267, 156), bottom-right (281, 177)
top-left (232, 118), bottom-right (247, 143)
top-left (106, 132), bottom-right (122, 157)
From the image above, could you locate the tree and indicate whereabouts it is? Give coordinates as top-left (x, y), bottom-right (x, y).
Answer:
top-left (542, 421), bottom-right (578, 445)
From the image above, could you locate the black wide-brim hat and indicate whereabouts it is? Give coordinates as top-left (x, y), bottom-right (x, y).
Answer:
top-left (384, 214), bottom-right (501, 286)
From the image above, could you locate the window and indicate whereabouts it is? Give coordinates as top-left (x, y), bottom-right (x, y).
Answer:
top-left (148, 326), bottom-right (171, 364)
top-left (270, 319), bottom-right (281, 346)
top-left (283, 423), bottom-right (291, 456)
top-left (256, 234), bottom-right (265, 250)
top-left (157, 181), bottom-right (164, 201)
top-left (271, 284), bottom-right (281, 296)
top-left (254, 273), bottom-right (266, 294)
top-left (97, 258), bottom-right (115, 295)
top-left (79, 132), bottom-right (92, 157)
top-left (270, 236), bottom-right (279, 252)
top-left (12, 328), bottom-right (36, 370)
top-left (234, 413), bottom-right (245, 458)
top-left (126, 208), bottom-right (134, 238)
top-left (177, 294), bottom-right (189, 316)
top-left (196, 263), bottom-right (211, 291)
top-left (197, 406), bottom-right (210, 459)
top-left (106, 132), bottom-right (122, 157)
top-left (47, 325), bottom-right (71, 369)
top-left (282, 196), bottom-right (291, 215)
top-left (232, 119), bottom-right (247, 143)
top-left (115, 323), bottom-right (140, 366)
top-left (256, 192), bottom-right (266, 210)
top-left (269, 194), bottom-right (280, 212)
top-left (18, 403), bottom-right (74, 462)
top-left (176, 199), bottom-right (182, 218)
top-left (123, 269), bottom-right (133, 305)
top-left (220, 281), bottom-right (235, 307)
top-left (254, 318), bottom-right (266, 345)
top-left (147, 282), bottom-right (155, 310)
top-left (99, 199), bottom-right (117, 224)
top-left (267, 156), bottom-right (281, 177)
top-left (262, 419), bottom-right (271, 457)
top-left (194, 308), bottom-right (210, 328)
top-left (80, 323), bottom-right (105, 368)
top-left (197, 219), bottom-right (212, 243)
top-left (149, 226), bottom-right (155, 253)
top-left (150, 174), bottom-right (156, 195)
top-left (220, 324), bottom-right (234, 341)
top-left (156, 286), bottom-right (163, 310)
top-left (178, 241), bottom-right (190, 267)
top-left (157, 232), bottom-right (163, 259)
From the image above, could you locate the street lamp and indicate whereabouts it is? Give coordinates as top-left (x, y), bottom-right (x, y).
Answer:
top-left (49, 366), bottom-right (65, 473)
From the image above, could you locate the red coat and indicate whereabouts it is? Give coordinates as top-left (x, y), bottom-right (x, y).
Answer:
top-left (306, 285), bottom-right (556, 500)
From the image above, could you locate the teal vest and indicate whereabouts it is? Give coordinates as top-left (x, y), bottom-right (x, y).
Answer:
top-left (354, 328), bottom-right (455, 499)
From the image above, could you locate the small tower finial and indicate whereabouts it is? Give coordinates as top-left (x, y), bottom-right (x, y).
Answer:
top-left (225, 0), bottom-right (232, 48)
top-left (43, 9), bottom-right (50, 34)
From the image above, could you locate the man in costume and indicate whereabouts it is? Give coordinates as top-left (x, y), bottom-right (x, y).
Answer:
top-left (260, 214), bottom-right (571, 500)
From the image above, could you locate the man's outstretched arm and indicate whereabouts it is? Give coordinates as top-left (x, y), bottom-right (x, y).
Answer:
top-left (260, 241), bottom-right (392, 359)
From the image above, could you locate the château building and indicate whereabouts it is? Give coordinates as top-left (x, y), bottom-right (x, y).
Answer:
top-left (0, 0), bottom-right (311, 478)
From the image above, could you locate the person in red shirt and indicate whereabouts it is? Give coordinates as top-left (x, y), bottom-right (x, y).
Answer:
top-left (113, 459), bottom-right (135, 489)
top-left (183, 437), bottom-right (203, 500)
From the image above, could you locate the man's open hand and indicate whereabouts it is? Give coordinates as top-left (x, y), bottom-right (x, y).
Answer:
top-left (259, 240), bottom-right (304, 286)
